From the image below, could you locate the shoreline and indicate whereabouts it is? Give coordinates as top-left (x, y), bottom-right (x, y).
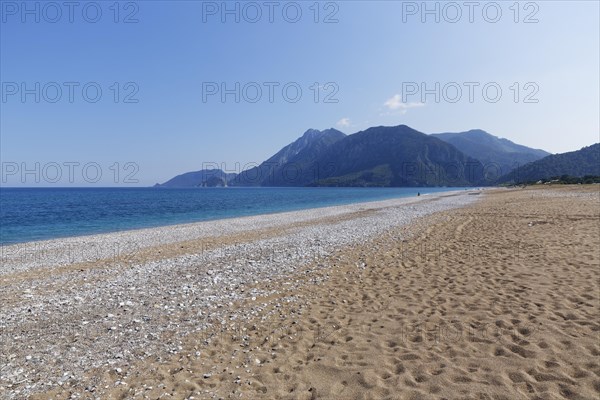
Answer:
top-left (2, 186), bottom-right (597, 399)
top-left (0, 187), bottom-right (474, 247)
top-left (97, 185), bottom-right (596, 400)
top-left (0, 189), bottom-right (479, 276)
top-left (0, 189), bottom-right (481, 399)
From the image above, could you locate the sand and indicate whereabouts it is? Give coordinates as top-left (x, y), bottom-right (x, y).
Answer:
top-left (1, 190), bottom-right (477, 400)
top-left (99, 186), bottom-right (598, 400)
top-left (2, 186), bottom-right (599, 399)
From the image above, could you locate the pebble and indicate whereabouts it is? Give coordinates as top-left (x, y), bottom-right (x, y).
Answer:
top-left (0, 191), bottom-right (479, 399)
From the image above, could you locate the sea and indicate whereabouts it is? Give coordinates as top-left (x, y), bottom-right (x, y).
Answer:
top-left (0, 187), bottom-right (467, 244)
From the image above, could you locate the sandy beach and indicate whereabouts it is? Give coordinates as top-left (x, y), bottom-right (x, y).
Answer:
top-left (1, 186), bottom-right (599, 399)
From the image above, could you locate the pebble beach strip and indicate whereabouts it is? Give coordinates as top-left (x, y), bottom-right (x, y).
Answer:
top-left (0, 191), bottom-right (480, 399)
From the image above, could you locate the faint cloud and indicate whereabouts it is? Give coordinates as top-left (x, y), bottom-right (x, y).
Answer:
top-left (336, 117), bottom-right (352, 128)
top-left (383, 94), bottom-right (424, 115)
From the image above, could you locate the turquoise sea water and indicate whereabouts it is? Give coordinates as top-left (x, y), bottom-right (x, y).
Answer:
top-left (0, 187), bottom-right (466, 244)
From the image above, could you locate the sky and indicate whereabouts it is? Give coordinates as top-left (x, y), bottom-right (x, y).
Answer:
top-left (1, 0), bottom-right (599, 186)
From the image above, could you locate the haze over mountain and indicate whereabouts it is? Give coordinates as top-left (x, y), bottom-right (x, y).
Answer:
top-left (154, 169), bottom-right (236, 188)
top-left (497, 143), bottom-right (600, 184)
top-left (156, 125), bottom-right (597, 188)
top-left (230, 128), bottom-right (346, 186)
top-left (432, 130), bottom-right (550, 177)
top-left (231, 125), bottom-right (485, 187)
top-left (304, 125), bottom-right (484, 187)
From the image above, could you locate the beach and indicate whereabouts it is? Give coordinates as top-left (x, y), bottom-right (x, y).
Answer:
top-left (1, 186), bottom-right (598, 399)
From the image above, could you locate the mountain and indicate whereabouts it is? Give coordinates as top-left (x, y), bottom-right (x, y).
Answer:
top-left (159, 125), bottom-right (564, 188)
top-left (497, 143), bottom-right (600, 184)
top-left (154, 169), bottom-right (237, 188)
top-left (308, 125), bottom-right (485, 187)
top-left (230, 128), bottom-right (346, 186)
top-left (432, 130), bottom-right (549, 179)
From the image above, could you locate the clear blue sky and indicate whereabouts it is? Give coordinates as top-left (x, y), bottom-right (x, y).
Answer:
top-left (1, 1), bottom-right (598, 186)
